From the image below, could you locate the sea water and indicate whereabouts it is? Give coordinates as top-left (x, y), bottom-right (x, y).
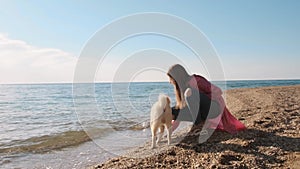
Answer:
top-left (1, 80), bottom-right (300, 168)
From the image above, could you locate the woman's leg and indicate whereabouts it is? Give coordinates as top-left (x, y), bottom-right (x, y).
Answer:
top-left (172, 106), bottom-right (194, 122)
top-left (171, 88), bottom-right (202, 123)
top-left (171, 89), bottom-right (221, 125)
top-left (185, 89), bottom-right (209, 125)
top-left (185, 89), bottom-right (221, 125)
top-left (206, 100), bottom-right (221, 119)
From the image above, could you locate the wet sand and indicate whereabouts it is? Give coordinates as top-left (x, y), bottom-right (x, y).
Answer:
top-left (91, 85), bottom-right (300, 169)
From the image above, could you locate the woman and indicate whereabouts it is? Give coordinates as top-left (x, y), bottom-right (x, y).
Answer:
top-left (167, 64), bottom-right (246, 134)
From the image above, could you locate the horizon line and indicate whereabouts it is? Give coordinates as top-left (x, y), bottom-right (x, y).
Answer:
top-left (1, 78), bottom-right (300, 85)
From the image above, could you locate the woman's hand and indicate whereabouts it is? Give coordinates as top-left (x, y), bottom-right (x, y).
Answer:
top-left (184, 88), bottom-right (192, 97)
top-left (172, 120), bottom-right (180, 132)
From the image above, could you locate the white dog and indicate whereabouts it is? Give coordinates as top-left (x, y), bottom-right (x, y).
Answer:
top-left (150, 94), bottom-right (172, 149)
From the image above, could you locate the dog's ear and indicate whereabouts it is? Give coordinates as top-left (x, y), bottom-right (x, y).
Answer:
top-left (166, 97), bottom-right (171, 105)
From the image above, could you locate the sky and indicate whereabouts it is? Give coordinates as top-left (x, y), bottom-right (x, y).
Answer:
top-left (0, 0), bottom-right (299, 84)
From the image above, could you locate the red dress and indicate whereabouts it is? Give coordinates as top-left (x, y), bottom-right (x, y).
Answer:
top-left (188, 74), bottom-right (246, 134)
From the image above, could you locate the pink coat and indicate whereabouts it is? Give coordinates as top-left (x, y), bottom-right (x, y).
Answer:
top-left (188, 74), bottom-right (246, 134)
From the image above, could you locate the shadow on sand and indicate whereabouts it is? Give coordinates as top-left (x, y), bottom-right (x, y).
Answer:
top-left (177, 128), bottom-right (299, 167)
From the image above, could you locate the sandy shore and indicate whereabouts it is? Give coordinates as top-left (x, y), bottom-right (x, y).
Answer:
top-left (91, 85), bottom-right (300, 169)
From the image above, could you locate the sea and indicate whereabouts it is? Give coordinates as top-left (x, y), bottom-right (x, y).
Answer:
top-left (1, 80), bottom-right (300, 169)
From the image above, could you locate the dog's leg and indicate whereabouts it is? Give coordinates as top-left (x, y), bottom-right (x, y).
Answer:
top-left (151, 134), bottom-right (156, 149)
top-left (166, 125), bottom-right (172, 145)
top-left (151, 125), bottom-right (158, 149)
top-left (156, 125), bottom-right (164, 144)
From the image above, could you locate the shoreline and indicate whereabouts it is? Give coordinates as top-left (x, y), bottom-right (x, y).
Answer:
top-left (92, 85), bottom-right (300, 168)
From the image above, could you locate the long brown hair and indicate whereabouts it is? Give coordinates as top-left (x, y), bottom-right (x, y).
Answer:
top-left (167, 64), bottom-right (191, 109)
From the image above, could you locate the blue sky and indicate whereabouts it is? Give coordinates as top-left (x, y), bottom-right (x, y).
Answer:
top-left (0, 0), bottom-right (299, 83)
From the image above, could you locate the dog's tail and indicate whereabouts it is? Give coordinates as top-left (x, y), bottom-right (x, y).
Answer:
top-left (158, 94), bottom-right (168, 110)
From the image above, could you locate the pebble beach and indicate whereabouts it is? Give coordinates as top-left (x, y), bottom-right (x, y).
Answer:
top-left (93, 85), bottom-right (300, 169)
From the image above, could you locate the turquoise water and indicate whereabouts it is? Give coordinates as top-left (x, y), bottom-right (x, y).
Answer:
top-left (0, 80), bottom-right (300, 168)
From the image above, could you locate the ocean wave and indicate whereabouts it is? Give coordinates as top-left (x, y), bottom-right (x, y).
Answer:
top-left (107, 119), bottom-right (150, 131)
top-left (0, 130), bottom-right (94, 155)
top-left (0, 120), bottom-right (150, 157)
top-left (81, 118), bottom-right (150, 131)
